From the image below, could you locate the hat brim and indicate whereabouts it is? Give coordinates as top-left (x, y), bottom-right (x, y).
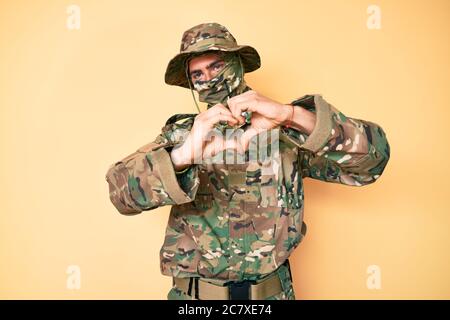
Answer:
top-left (164, 45), bottom-right (261, 89)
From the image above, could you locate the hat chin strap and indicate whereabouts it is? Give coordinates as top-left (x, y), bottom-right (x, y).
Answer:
top-left (185, 60), bottom-right (202, 113)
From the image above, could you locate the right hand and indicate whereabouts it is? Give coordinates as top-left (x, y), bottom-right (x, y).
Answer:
top-left (171, 103), bottom-right (239, 170)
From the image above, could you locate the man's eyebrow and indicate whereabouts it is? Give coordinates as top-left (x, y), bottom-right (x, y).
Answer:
top-left (189, 59), bottom-right (224, 75)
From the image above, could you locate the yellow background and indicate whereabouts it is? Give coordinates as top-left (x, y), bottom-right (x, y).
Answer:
top-left (1, 0), bottom-right (449, 299)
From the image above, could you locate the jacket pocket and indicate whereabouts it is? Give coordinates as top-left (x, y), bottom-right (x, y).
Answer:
top-left (193, 168), bottom-right (214, 210)
top-left (278, 146), bottom-right (303, 209)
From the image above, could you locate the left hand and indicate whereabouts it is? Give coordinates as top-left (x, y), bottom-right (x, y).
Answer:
top-left (227, 90), bottom-right (293, 149)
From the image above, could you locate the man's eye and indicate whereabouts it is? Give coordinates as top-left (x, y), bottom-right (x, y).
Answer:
top-left (192, 72), bottom-right (202, 80)
top-left (213, 63), bottom-right (224, 71)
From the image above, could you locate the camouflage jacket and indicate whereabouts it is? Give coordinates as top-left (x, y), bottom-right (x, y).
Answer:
top-left (105, 94), bottom-right (390, 281)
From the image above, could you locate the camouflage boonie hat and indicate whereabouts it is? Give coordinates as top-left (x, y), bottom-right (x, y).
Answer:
top-left (165, 22), bottom-right (261, 88)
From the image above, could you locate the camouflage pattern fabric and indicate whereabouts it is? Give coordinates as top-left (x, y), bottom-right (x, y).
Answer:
top-left (105, 94), bottom-right (390, 284)
top-left (193, 52), bottom-right (247, 107)
top-left (165, 22), bottom-right (261, 89)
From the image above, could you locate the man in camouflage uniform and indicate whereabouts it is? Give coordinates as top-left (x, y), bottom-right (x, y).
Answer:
top-left (105, 22), bottom-right (390, 300)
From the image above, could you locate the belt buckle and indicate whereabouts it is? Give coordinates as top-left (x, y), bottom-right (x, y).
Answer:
top-left (227, 280), bottom-right (256, 300)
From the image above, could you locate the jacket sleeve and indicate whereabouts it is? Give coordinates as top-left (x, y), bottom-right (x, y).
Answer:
top-left (280, 94), bottom-right (390, 186)
top-left (105, 119), bottom-right (199, 215)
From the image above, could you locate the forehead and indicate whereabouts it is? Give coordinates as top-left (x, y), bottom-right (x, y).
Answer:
top-left (188, 52), bottom-right (224, 71)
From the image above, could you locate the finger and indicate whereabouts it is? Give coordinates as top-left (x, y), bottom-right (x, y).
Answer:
top-left (204, 113), bottom-right (238, 127)
top-left (208, 103), bottom-right (233, 117)
top-left (228, 97), bottom-right (257, 122)
top-left (203, 135), bottom-right (226, 160)
top-left (197, 103), bottom-right (234, 123)
top-left (227, 90), bottom-right (256, 108)
top-left (202, 138), bottom-right (216, 159)
top-left (225, 135), bottom-right (243, 155)
top-left (230, 101), bottom-right (258, 124)
top-left (227, 90), bottom-right (255, 104)
top-left (196, 103), bottom-right (225, 120)
top-left (240, 127), bottom-right (264, 151)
